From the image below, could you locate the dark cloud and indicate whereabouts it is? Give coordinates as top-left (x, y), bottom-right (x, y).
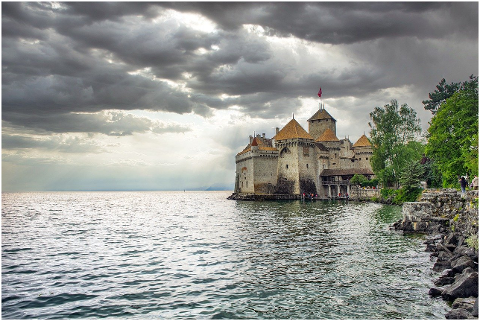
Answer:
top-left (3, 111), bottom-right (191, 136)
top-left (2, 134), bottom-right (102, 153)
top-left (163, 2), bottom-right (478, 43)
top-left (2, 1), bottom-right (478, 140)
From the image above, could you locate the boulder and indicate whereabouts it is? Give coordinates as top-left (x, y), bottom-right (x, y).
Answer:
top-left (445, 308), bottom-right (475, 319)
top-left (442, 270), bottom-right (478, 301)
top-left (442, 269), bottom-right (456, 277)
top-left (435, 276), bottom-right (455, 286)
top-left (453, 246), bottom-right (478, 262)
top-left (473, 298), bottom-right (478, 317)
top-left (429, 287), bottom-right (443, 297)
top-left (451, 256), bottom-right (477, 274)
top-left (452, 297), bottom-right (476, 311)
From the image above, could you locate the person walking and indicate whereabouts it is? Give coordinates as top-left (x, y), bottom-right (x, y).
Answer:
top-left (459, 176), bottom-right (467, 194)
top-left (472, 176), bottom-right (478, 190)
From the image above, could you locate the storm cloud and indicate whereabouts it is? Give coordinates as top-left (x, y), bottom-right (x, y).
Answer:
top-left (2, 2), bottom-right (478, 191)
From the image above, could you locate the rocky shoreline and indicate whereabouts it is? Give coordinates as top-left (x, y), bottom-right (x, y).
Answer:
top-left (392, 189), bottom-right (479, 319)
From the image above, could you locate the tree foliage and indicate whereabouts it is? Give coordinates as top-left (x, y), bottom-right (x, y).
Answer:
top-left (423, 75), bottom-right (478, 114)
top-left (369, 99), bottom-right (423, 187)
top-left (425, 83), bottom-right (479, 187)
top-left (399, 161), bottom-right (423, 191)
top-left (350, 174), bottom-right (367, 186)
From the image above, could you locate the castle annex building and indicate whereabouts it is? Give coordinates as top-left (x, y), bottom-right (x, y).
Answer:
top-left (234, 104), bottom-right (374, 198)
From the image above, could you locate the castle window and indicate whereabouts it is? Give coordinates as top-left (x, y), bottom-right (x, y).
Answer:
top-left (246, 181), bottom-right (248, 188)
top-left (306, 164), bottom-right (309, 169)
top-left (286, 164), bottom-right (289, 169)
top-left (366, 158), bottom-right (368, 160)
top-left (359, 158), bottom-right (362, 161)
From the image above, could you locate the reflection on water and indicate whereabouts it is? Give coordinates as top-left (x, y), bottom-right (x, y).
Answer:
top-left (2, 192), bottom-right (447, 319)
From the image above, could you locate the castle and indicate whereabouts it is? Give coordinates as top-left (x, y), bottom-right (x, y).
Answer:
top-left (233, 104), bottom-right (374, 199)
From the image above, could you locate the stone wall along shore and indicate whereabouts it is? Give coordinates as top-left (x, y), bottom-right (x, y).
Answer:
top-left (392, 189), bottom-right (478, 319)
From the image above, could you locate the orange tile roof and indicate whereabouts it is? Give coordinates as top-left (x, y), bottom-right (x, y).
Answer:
top-left (353, 134), bottom-right (372, 147)
top-left (273, 118), bottom-right (314, 141)
top-left (315, 128), bottom-right (339, 142)
top-left (308, 108), bottom-right (336, 122)
top-left (237, 137), bottom-right (278, 156)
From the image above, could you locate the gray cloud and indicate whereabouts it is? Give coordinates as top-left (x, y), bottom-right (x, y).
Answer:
top-left (3, 111), bottom-right (191, 136)
top-left (2, 134), bottom-right (102, 153)
top-left (2, 2), bottom-right (478, 139)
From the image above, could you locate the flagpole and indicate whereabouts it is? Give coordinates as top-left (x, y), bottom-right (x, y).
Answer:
top-left (318, 87), bottom-right (323, 110)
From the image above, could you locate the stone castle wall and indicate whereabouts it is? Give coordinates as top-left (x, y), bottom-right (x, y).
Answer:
top-left (276, 140), bottom-right (301, 194)
top-left (252, 152), bottom-right (278, 194)
top-left (308, 118), bottom-right (336, 141)
top-left (235, 153), bottom-right (255, 193)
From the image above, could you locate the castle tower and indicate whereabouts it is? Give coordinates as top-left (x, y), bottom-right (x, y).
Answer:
top-left (274, 118), bottom-right (317, 195)
top-left (352, 134), bottom-right (374, 170)
top-left (307, 103), bottom-right (337, 141)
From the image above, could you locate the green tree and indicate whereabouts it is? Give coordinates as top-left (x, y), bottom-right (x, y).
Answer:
top-left (369, 99), bottom-right (423, 187)
top-left (425, 84), bottom-right (479, 187)
top-left (399, 161), bottom-right (423, 191)
top-left (350, 174), bottom-right (367, 186)
top-left (423, 75), bottom-right (478, 114)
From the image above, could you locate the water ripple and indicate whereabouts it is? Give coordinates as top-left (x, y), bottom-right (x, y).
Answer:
top-left (2, 192), bottom-right (448, 319)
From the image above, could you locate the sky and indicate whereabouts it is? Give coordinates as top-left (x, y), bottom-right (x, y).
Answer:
top-left (2, 2), bottom-right (478, 192)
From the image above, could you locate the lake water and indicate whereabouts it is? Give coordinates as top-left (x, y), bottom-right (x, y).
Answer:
top-left (2, 191), bottom-right (448, 319)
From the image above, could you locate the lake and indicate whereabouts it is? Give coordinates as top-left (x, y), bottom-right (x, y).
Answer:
top-left (2, 191), bottom-right (448, 319)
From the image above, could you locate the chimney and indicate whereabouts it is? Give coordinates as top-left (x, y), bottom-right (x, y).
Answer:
top-left (249, 135), bottom-right (253, 144)
top-left (262, 133), bottom-right (265, 138)
top-left (276, 127), bottom-right (279, 135)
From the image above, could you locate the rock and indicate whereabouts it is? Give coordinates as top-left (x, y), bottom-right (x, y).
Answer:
top-left (435, 276), bottom-right (456, 286)
top-left (445, 308), bottom-right (475, 319)
top-left (445, 233), bottom-right (461, 246)
top-left (442, 270), bottom-right (478, 301)
top-left (454, 246), bottom-right (478, 261)
top-left (437, 244), bottom-right (454, 257)
top-left (433, 250), bottom-right (454, 272)
top-left (442, 269), bottom-right (456, 277)
top-left (433, 260), bottom-right (452, 272)
top-left (429, 287), bottom-right (444, 296)
top-left (452, 297), bottom-right (477, 311)
top-left (473, 298), bottom-right (478, 317)
top-left (451, 256), bottom-right (477, 274)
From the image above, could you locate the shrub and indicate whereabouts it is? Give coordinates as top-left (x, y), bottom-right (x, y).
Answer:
top-left (466, 234), bottom-right (478, 250)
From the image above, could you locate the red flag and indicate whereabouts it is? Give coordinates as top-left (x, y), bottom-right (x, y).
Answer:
top-left (317, 87), bottom-right (322, 98)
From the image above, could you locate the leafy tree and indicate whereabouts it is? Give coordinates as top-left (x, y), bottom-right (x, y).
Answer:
top-left (369, 99), bottom-right (423, 187)
top-left (420, 156), bottom-right (442, 188)
top-left (423, 75), bottom-right (478, 114)
top-left (350, 174), bottom-right (367, 186)
top-left (399, 161), bottom-right (423, 191)
top-left (425, 84), bottom-right (478, 187)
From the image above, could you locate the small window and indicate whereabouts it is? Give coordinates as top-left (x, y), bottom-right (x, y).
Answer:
top-left (306, 164), bottom-right (309, 169)
top-left (286, 164), bottom-right (289, 169)
top-left (246, 181), bottom-right (248, 188)
top-left (366, 158), bottom-right (368, 160)
top-left (359, 158), bottom-right (362, 161)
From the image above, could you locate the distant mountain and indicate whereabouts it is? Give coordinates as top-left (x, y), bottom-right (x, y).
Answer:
top-left (204, 184), bottom-right (234, 191)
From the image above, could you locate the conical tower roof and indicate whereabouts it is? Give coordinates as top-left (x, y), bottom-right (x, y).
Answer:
top-left (274, 118), bottom-right (313, 141)
top-left (315, 128), bottom-right (339, 142)
top-left (353, 134), bottom-right (372, 147)
top-left (308, 108), bottom-right (336, 122)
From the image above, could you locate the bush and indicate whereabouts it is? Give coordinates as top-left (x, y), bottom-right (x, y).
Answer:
top-left (362, 178), bottom-right (379, 188)
top-left (380, 187), bottom-right (423, 205)
top-left (466, 234), bottom-right (479, 251)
